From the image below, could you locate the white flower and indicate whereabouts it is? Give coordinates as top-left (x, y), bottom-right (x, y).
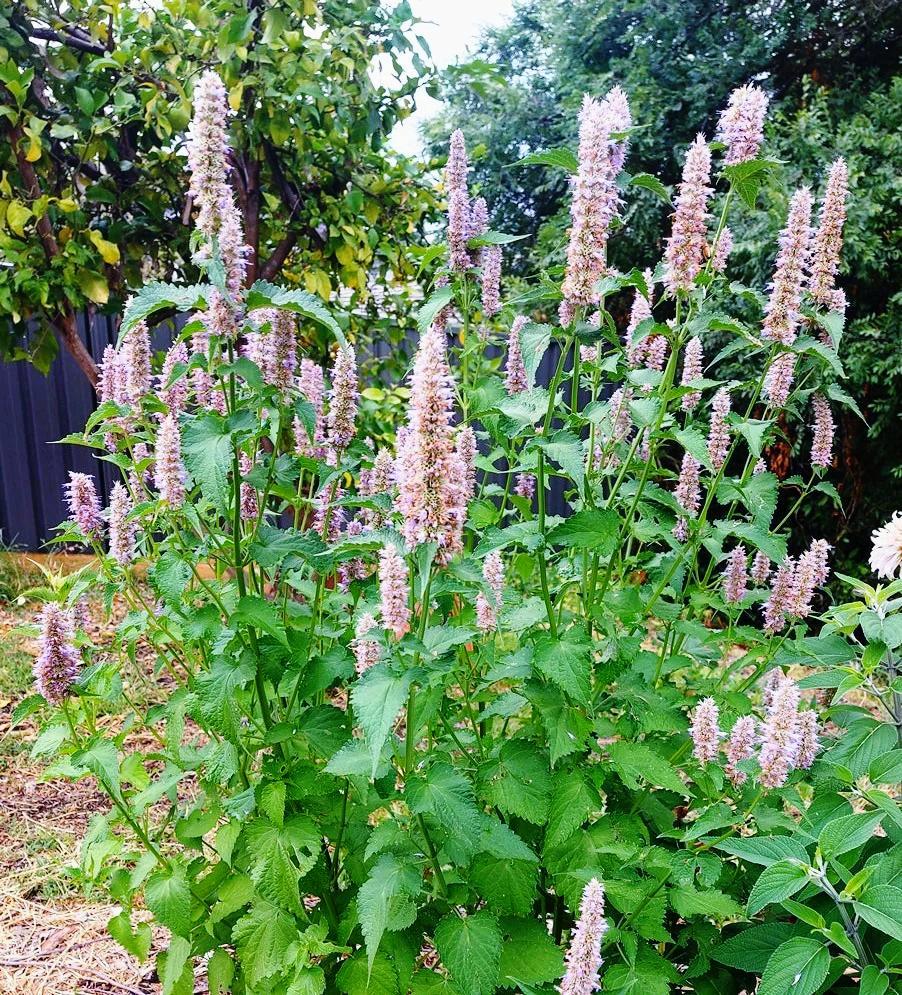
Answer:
top-left (870, 512), bottom-right (902, 579)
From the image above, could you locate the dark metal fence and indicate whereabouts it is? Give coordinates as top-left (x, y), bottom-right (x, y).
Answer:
top-left (0, 314), bottom-right (567, 550)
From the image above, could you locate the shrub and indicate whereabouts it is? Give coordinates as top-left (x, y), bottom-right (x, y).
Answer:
top-left (17, 72), bottom-right (902, 995)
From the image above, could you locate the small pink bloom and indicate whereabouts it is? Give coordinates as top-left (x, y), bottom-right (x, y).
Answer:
top-left (716, 84), bottom-right (769, 165)
top-left (379, 545), bottom-right (411, 640)
top-left (34, 604), bottom-right (81, 704)
top-left (108, 481), bottom-right (135, 566)
top-left (560, 878), bottom-right (608, 995)
top-left (65, 472), bottom-right (103, 537)
top-left (691, 697), bottom-right (722, 764)
top-left (505, 316), bottom-right (529, 395)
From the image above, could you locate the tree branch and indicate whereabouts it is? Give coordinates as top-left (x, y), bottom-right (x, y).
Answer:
top-left (27, 26), bottom-right (107, 56)
top-left (259, 230), bottom-right (299, 282)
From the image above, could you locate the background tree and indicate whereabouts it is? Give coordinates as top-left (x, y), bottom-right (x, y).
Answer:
top-left (0, 0), bottom-right (438, 384)
top-left (428, 0), bottom-right (901, 568)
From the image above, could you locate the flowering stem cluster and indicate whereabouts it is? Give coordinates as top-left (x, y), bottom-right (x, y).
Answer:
top-left (23, 72), bottom-right (902, 995)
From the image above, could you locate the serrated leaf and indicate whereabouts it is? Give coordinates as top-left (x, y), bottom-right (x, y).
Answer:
top-left (351, 665), bottom-right (414, 778)
top-left (434, 911), bottom-right (502, 995)
top-left (669, 886), bottom-right (744, 921)
top-left (629, 171), bottom-right (671, 203)
top-left (182, 411), bottom-right (233, 513)
top-left (546, 508), bottom-right (618, 552)
top-left (498, 919), bottom-right (564, 987)
top-left (534, 629), bottom-right (592, 706)
top-left (234, 594), bottom-right (288, 647)
top-left (107, 911), bottom-right (152, 962)
top-left (519, 322), bottom-right (551, 388)
top-left (853, 885), bottom-right (902, 942)
top-left (478, 741), bottom-right (551, 824)
top-left (470, 855), bottom-right (538, 916)
top-left (758, 938), bottom-right (829, 995)
top-left (246, 281), bottom-right (344, 345)
top-left (243, 816), bottom-right (317, 914)
top-left (407, 763), bottom-right (482, 854)
top-left (546, 770), bottom-right (595, 848)
top-left (818, 810), bottom-right (884, 858)
top-left (145, 865), bottom-right (193, 937)
top-left (358, 853), bottom-right (421, 969)
top-left (715, 836), bottom-right (809, 867)
top-left (710, 923), bottom-right (802, 972)
top-left (232, 901), bottom-right (299, 987)
top-left (511, 146), bottom-right (578, 173)
top-left (121, 283), bottom-right (208, 334)
top-left (746, 861), bottom-right (809, 916)
top-left (416, 286), bottom-right (454, 334)
top-left (607, 740), bottom-right (687, 795)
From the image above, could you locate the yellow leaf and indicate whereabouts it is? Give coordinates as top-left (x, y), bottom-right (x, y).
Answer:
top-left (25, 135), bottom-right (41, 161)
top-left (228, 83), bottom-right (244, 112)
top-left (88, 229), bottom-right (121, 264)
top-left (6, 200), bottom-right (32, 235)
top-left (56, 198), bottom-right (78, 213)
top-left (77, 271), bottom-right (109, 304)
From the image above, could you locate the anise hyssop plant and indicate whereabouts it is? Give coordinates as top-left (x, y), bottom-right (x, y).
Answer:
top-left (19, 70), bottom-right (902, 995)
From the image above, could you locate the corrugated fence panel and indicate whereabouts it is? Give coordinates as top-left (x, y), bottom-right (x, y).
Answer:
top-left (1, 314), bottom-right (572, 550)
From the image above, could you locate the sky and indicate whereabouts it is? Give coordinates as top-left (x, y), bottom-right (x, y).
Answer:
top-left (386, 0), bottom-right (514, 157)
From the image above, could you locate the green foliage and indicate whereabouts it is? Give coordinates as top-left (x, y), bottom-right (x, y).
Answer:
top-left (0, 1), bottom-right (438, 377)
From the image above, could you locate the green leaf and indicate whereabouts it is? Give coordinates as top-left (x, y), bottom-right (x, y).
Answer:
top-left (853, 885), bottom-right (902, 942)
top-left (416, 286), bottom-right (454, 334)
top-left (534, 629), bottom-right (592, 706)
top-left (470, 855), bottom-right (538, 915)
top-left (478, 741), bottom-right (551, 824)
top-left (518, 322), bottom-right (551, 388)
top-left (182, 411), bottom-right (233, 513)
top-left (860, 964), bottom-right (891, 995)
top-left (159, 935), bottom-right (192, 995)
top-left (121, 283), bottom-right (208, 334)
top-left (232, 901), bottom-right (299, 987)
top-left (234, 594), bottom-right (288, 647)
top-left (511, 146), bottom-right (578, 173)
top-left (336, 952), bottom-right (400, 994)
top-left (407, 763), bottom-right (482, 854)
top-left (541, 431), bottom-right (585, 493)
top-left (246, 281), bottom-right (345, 346)
top-left (730, 523), bottom-right (787, 564)
top-left (758, 938), bottom-right (829, 995)
top-left (434, 911), bottom-right (502, 995)
top-left (818, 810), bottom-right (885, 858)
top-left (498, 919), bottom-right (564, 987)
top-left (715, 836), bottom-right (809, 867)
top-left (145, 865), bottom-right (194, 937)
top-left (711, 923), bottom-right (802, 972)
top-left (107, 911), bottom-right (152, 962)
top-left (358, 853), bottom-right (421, 969)
top-left (747, 861), bottom-right (809, 916)
top-left (669, 886), bottom-right (744, 921)
top-left (723, 158), bottom-right (782, 210)
top-left (351, 665), bottom-right (414, 778)
top-left (629, 172), bottom-right (671, 203)
top-left (546, 770), bottom-right (595, 847)
top-left (244, 815), bottom-right (318, 914)
top-left (148, 553), bottom-right (191, 603)
top-left (194, 655), bottom-right (256, 738)
top-left (607, 740), bottom-right (687, 795)
top-left (207, 948), bottom-right (235, 995)
top-left (546, 508), bottom-right (619, 552)
top-left (411, 970), bottom-right (462, 995)
top-left (527, 684), bottom-right (592, 766)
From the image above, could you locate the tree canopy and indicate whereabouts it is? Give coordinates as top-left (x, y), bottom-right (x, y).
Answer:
top-left (429, 0), bottom-right (901, 567)
top-left (0, 0), bottom-right (438, 382)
